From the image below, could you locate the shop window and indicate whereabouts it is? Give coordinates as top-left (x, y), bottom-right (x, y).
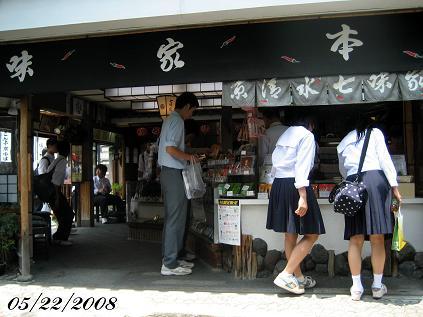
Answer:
top-left (0, 174), bottom-right (18, 203)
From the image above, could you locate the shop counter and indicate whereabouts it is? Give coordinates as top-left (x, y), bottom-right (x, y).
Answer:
top-left (214, 198), bottom-right (423, 256)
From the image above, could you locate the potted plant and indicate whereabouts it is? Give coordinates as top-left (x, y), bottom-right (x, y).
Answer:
top-left (112, 183), bottom-right (123, 198)
top-left (0, 213), bottom-right (19, 275)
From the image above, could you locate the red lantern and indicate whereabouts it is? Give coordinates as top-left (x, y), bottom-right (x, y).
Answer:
top-left (151, 127), bottom-right (161, 136)
top-left (136, 127), bottom-right (148, 137)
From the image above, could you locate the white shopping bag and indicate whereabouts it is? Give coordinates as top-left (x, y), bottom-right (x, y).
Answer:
top-left (182, 161), bottom-right (206, 199)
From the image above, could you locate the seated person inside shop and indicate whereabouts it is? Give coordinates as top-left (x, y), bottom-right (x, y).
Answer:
top-left (93, 164), bottom-right (125, 224)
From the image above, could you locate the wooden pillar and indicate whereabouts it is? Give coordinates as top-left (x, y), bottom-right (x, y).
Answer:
top-left (17, 96), bottom-right (33, 282)
top-left (80, 182), bottom-right (93, 227)
top-left (79, 103), bottom-right (94, 227)
top-left (403, 101), bottom-right (414, 176)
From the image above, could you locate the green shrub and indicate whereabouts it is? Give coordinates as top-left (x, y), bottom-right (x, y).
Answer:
top-left (0, 213), bottom-right (18, 264)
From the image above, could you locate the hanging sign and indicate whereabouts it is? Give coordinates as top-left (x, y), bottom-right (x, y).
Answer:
top-left (291, 77), bottom-right (328, 105)
top-left (218, 199), bottom-right (241, 246)
top-left (222, 81), bottom-right (255, 108)
top-left (256, 78), bottom-right (291, 107)
top-left (363, 72), bottom-right (399, 102)
top-left (327, 75), bottom-right (364, 104)
top-left (398, 70), bottom-right (423, 100)
top-left (0, 131), bottom-right (12, 163)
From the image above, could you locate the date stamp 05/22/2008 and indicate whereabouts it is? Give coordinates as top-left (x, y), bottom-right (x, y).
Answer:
top-left (6, 293), bottom-right (117, 313)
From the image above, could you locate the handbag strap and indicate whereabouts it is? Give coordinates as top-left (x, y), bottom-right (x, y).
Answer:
top-left (47, 157), bottom-right (64, 176)
top-left (357, 128), bottom-right (372, 178)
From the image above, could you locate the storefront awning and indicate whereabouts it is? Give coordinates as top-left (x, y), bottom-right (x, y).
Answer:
top-left (0, 12), bottom-right (422, 96)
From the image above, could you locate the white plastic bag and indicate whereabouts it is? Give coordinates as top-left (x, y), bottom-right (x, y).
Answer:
top-left (182, 161), bottom-right (206, 199)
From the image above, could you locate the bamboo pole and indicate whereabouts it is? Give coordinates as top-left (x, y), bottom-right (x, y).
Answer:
top-left (17, 97), bottom-right (32, 282)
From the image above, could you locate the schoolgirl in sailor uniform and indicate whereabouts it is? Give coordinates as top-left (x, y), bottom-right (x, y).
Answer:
top-left (337, 118), bottom-right (402, 301)
top-left (267, 117), bottom-right (325, 295)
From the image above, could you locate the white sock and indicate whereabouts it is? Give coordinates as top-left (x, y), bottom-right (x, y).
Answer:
top-left (280, 271), bottom-right (293, 278)
top-left (351, 274), bottom-right (363, 292)
top-left (372, 274), bottom-right (383, 289)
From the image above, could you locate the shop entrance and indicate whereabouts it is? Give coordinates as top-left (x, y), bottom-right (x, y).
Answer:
top-left (1, 10), bottom-right (422, 283)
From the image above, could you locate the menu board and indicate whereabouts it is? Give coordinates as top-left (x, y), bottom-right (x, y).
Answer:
top-left (218, 199), bottom-right (241, 246)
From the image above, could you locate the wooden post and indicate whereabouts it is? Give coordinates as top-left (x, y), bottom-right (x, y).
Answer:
top-left (328, 250), bottom-right (335, 278)
top-left (79, 102), bottom-right (94, 227)
top-left (392, 251), bottom-right (399, 277)
top-left (403, 101), bottom-right (414, 176)
top-left (17, 96), bottom-right (33, 282)
top-left (384, 239), bottom-right (392, 276)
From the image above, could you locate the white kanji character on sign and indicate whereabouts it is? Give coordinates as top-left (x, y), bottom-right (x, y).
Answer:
top-left (157, 38), bottom-right (185, 72)
top-left (367, 73), bottom-right (392, 93)
top-left (6, 50), bottom-right (34, 83)
top-left (333, 75), bottom-right (356, 94)
top-left (261, 78), bottom-right (282, 99)
top-left (404, 71), bottom-right (423, 91)
top-left (230, 81), bottom-right (248, 100)
top-left (326, 24), bottom-right (363, 61)
top-left (297, 77), bottom-right (319, 99)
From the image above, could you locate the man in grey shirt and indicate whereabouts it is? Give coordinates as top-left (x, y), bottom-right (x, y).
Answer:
top-left (158, 92), bottom-right (199, 276)
top-left (258, 108), bottom-right (288, 166)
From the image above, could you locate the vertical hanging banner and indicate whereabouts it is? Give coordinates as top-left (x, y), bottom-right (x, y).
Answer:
top-left (398, 70), bottom-right (423, 100)
top-left (363, 72), bottom-right (399, 102)
top-left (327, 75), bottom-right (364, 104)
top-left (218, 199), bottom-right (241, 246)
top-left (291, 77), bottom-right (328, 105)
top-left (256, 78), bottom-right (291, 106)
top-left (0, 131), bottom-right (12, 163)
top-left (222, 81), bottom-right (255, 108)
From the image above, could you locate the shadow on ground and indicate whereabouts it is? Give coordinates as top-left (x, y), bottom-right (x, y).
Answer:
top-left (2, 223), bottom-right (422, 297)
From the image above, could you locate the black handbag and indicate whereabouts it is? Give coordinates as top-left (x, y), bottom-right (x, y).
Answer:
top-left (328, 129), bottom-right (371, 217)
top-left (33, 158), bottom-right (63, 203)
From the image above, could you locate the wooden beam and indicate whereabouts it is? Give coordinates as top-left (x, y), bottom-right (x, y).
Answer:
top-left (17, 96), bottom-right (33, 282)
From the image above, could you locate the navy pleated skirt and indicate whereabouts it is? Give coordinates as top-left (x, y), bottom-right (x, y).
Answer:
top-left (344, 170), bottom-right (394, 240)
top-left (267, 178), bottom-right (326, 235)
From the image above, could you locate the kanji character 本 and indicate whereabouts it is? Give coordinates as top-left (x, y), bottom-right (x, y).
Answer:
top-left (230, 81), bottom-right (248, 100)
top-left (157, 38), bottom-right (185, 72)
top-left (333, 75), bottom-right (356, 94)
top-left (297, 77), bottom-right (319, 99)
top-left (326, 24), bottom-right (363, 61)
top-left (367, 73), bottom-right (392, 93)
top-left (6, 50), bottom-right (34, 82)
top-left (261, 78), bottom-right (282, 99)
top-left (404, 71), bottom-right (423, 91)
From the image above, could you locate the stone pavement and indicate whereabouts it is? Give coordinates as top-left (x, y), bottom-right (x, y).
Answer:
top-left (0, 224), bottom-right (421, 317)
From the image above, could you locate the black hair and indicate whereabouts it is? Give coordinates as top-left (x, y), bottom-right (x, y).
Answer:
top-left (95, 164), bottom-right (107, 175)
top-left (175, 92), bottom-right (199, 110)
top-left (46, 138), bottom-right (57, 147)
top-left (355, 114), bottom-right (375, 142)
top-left (184, 119), bottom-right (199, 136)
top-left (260, 108), bottom-right (280, 120)
top-left (57, 140), bottom-right (70, 157)
top-left (292, 115), bottom-right (316, 130)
